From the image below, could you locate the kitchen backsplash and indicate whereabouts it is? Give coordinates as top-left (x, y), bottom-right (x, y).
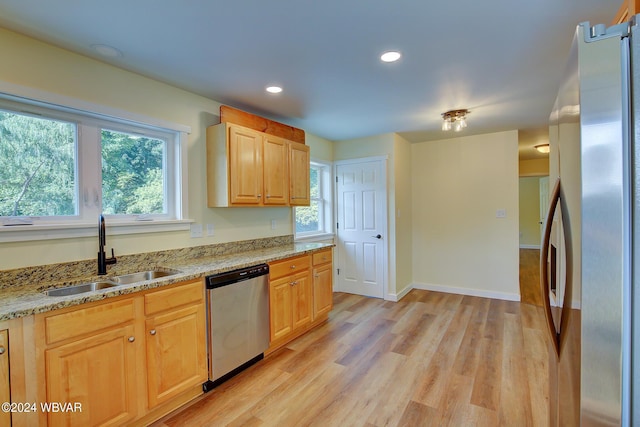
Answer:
top-left (0, 235), bottom-right (294, 290)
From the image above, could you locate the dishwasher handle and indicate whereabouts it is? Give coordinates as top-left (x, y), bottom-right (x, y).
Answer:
top-left (206, 264), bottom-right (269, 289)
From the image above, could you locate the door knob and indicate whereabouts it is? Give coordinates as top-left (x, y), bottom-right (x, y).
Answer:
top-left (372, 234), bottom-right (382, 239)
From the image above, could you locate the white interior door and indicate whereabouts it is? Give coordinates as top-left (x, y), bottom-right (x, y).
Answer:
top-left (335, 158), bottom-right (387, 298)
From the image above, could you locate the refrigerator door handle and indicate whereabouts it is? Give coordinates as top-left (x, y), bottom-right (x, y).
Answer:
top-left (540, 177), bottom-right (561, 356)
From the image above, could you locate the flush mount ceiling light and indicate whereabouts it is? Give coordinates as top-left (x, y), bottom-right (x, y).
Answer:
top-left (266, 86), bottom-right (283, 94)
top-left (441, 109), bottom-right (469, 132)
top-left (90, 44), bottom-right (123, 58)
top-left (535, 144), bottom-right (550, 153)
top-left (380, 51), bottom-right (401, 63)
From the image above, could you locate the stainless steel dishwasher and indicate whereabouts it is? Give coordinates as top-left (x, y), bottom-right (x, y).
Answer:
top-left (202, 264), bottom-right (269, 392)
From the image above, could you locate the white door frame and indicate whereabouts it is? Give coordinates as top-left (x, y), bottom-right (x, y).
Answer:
top-left (334, 156), bottom-right (389, 300)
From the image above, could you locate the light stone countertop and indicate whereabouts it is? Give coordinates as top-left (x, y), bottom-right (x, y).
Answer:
top-left (0, 242), bottom-right (333, 321)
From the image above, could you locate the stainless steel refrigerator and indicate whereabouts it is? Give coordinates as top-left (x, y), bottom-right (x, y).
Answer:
top-left (541, 16), bottom-right (639, 426)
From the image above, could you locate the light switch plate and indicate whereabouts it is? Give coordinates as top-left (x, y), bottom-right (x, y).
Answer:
top-left (206, 223), bottom-right (214, 236)
top-left (496, 209), bottom-right (506, 218)
top-left (271, 219), bottom-right (276, 230)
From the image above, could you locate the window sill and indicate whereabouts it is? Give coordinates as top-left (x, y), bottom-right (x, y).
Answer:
top-left (0, 219), bottom-right (194, 243)
top-left (294, 232), bottom-right (335, 243)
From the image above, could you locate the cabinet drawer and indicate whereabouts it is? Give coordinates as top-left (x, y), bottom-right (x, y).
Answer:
top-left (269, 255), bottom-right (311, 280)
top-left (312, 249), bottom-right (332, 266)
top-left (144, 280), bottom-right (204, 316)
top-left (44, 298), bottom-right (136, 345)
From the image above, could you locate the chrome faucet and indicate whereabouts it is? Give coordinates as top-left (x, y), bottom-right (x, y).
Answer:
top-left (98, 214), bottom-right (117, 275)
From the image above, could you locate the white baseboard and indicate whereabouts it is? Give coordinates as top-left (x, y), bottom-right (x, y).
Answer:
top-left (411, 282), bottom-right (521, 302)
top-left (386, 284), bottom-right (413, 302)
top-left (520, 244), bottom-right (540, 249)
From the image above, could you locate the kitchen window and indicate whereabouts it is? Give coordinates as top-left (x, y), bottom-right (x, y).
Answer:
top-left (294, 160), bottom-right (333, 240)
top-left (0, 90), bottom-right (190, 242)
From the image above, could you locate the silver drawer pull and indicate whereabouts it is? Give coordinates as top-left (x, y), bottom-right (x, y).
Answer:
top-left (290, 265), bottom-right (296, 269)
top-left (128, 336), bottom-right (135, 343)
top-left (290, 281), bottom-right (298, 286)
top-left (149, 329), bottom-right (157, 336)
top-left (0, 346), bottom-right (5, 355)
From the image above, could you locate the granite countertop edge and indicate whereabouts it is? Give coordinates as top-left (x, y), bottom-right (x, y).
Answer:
top-left (0, 242), bottom-right (333, 321)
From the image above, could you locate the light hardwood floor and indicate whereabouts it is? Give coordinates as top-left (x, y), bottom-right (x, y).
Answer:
top-left (520, 249), bottom-right (542, 307)
top-left (154, 290), bottom-right (549, 427)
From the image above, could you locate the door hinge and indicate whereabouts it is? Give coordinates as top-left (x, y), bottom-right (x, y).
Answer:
top-left (335, 176), bottom-right (338, 183)
top-left (336, 222), bottom-right (339, 229)
top-left (337, 268), bottom-right (340, 275)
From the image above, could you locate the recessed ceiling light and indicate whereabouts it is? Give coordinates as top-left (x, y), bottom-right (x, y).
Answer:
top-left (266, 86), bottom-right (283, 94)
top-left (90, 44), bottom-right (123, 58)
top-left (380, 51), bottom-right (401, 63)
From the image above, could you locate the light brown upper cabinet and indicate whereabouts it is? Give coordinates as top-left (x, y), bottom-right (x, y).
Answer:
top-left (613, 0), bottom-right (640, 24)
top-left (206, 122), bottom-right (310, 207)
top-left (289, 142), bottom-right (310, 206)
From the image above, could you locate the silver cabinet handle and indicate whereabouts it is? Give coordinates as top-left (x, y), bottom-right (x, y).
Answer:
top-left (0, 346), bottom-right (5, 355)
top-left (128, 336), bottom-right (135, 343)
top-left (149, 329), bottom-right (157, 336)
top-left (290, 281), bottom-right (298, 286)
top-left (266, 194), bottom-right (271, 198)
top-left (290, 265), bottom-right (296, 269)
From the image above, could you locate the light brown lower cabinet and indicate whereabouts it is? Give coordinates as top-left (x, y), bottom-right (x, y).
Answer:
top-left (0, 329), bottom-right (10, 427)
top-left (45, 322), bottom-right (138, 426)
top-left (144, 280), bottom-right (207, 409)
top-left (35, 279), bottom-right (207, 426)
top-left (312, 249), bottom-right (333, 320)
top-left (267, 250), bottom-right (333, 353)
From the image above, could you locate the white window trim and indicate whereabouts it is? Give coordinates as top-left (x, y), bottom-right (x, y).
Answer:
top-left (294, 159), bottom-right (334, 241)
top-left (0, 82), bottom-right (192, 242)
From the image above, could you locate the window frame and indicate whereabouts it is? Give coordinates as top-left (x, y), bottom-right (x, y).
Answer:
top-left (0, 84), bottom-right (191, 242)
top-left (294, 159), bottom-right (334, 241)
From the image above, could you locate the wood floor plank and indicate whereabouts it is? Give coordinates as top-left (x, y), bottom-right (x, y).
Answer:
top-left (413, 303), bottom-right (474, 408)
top-left (499, 312), bottom-right (534, 426)
top-left (155, 290), bottom-right (550, 427)
top-left (470, 336), bottom-right (503, 411)
top-left (397, 400), bottom-right (439, 427)
top-left (452, 297), bottom-right (490, 377)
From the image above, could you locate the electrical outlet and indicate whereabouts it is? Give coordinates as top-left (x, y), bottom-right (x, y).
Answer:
top-left (190, 223), bottom-right (203, 238)
top-left (270, 219), bottom-right (276, 230)
top-left (496, 209), bottom-right (506, 218)
top-left (206, 223), bottom-right (214, 236)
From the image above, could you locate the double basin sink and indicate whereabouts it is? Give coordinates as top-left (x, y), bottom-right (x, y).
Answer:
top-left (44, 269), bottom-right (180, 297)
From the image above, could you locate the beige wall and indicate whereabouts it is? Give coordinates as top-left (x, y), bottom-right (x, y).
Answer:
top-left (393, 134), bottom-right (413, 297)
top-left (519, 177), bottom-right (541, 247)
top-left (519, 158), bottom-right (549, 176)
top-left (411, 131), bottom-right (520, 300)
top-left (0, 28), bottom-right (334, 270)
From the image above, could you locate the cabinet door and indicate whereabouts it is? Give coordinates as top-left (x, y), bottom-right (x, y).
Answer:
top-left (291, 271), bottom-right (312, 331)
top-left (145, 304), bottom-right (207, 409)
top-left (45, 324), bottom-right (138, 427)
top-left (228, 125), bottom-right (263, 205)
top-left (289, 143), bottom-right (310, 206)
top-left (313, 263), bottom-right (333, 320)
top-left (269, 276), bottom-right (293, 342)
top-left (0, 330), bottom-right (9, 427)
top-left (263, 135), bottom-right (289, 205)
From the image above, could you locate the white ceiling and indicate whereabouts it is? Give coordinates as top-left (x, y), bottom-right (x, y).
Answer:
top-left (0, 0), bottom-right (618, 158)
